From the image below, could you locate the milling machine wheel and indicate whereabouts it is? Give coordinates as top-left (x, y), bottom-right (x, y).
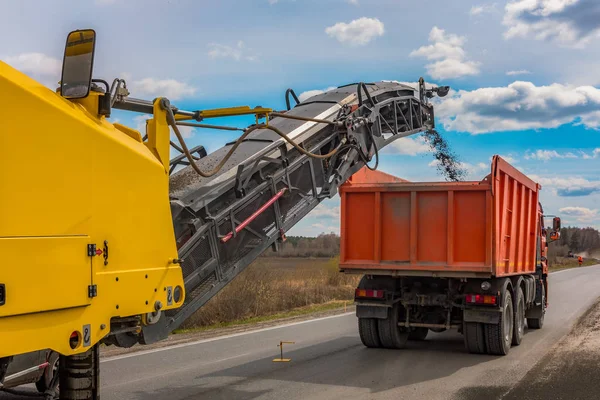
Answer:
top-left (59, 345), bottom-right (99, 400)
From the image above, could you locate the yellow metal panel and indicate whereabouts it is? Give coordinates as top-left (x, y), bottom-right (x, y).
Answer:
top-left (0, 61), bottom-right (185, 357)
top-left (0, 236), bottom-right (91, 317)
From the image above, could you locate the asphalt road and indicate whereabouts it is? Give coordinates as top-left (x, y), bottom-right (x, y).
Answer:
top-left (5, 265), bottom-right (600, 400)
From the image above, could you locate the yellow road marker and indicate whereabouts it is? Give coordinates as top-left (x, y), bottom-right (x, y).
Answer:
top-left (273, 341), bottom-right (295, 362)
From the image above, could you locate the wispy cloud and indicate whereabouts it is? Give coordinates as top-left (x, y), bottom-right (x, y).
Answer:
top-left (208, 41), bottom-right (257, 62)
top-left (506, 69), bottom-right (532, 76)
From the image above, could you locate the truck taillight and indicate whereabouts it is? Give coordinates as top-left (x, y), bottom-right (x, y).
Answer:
top-left (465, 294), bottom-right (497, 305)
top-left (355, 289), bottom-right (385, 299)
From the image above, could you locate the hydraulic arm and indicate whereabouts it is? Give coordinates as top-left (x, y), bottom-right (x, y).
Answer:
top-left (137, 80), bottom-right (439, 343)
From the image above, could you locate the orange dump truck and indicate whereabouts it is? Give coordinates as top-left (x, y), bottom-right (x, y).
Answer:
top-left (339, 156), bottom-right (561, 355)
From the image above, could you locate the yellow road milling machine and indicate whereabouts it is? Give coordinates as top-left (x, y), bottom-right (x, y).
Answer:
top-left (0, 29), bottom-right (447, 399)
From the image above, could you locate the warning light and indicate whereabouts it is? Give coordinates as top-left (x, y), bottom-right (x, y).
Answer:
top-left (466, 294), bottom-right (497, 306)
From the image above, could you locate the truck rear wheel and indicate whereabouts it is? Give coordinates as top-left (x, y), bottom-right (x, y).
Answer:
top-left (463, 322), bottom-right (486, 354)
top-left (408, 328), bottom-right (428, 341)
top-left (527, 284), bottom-right (545, 329)
top-left (485, 290), bottom-right (513, 355)
top-left (512, 287), bottom-right (525, 346)
top-left (377, 303), bottom-right (409, 349)
top-left (358, 318), bottom-right (381, 348)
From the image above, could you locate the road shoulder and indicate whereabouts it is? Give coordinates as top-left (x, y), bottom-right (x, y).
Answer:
top-left (502, 296), bottom-right (600, 400)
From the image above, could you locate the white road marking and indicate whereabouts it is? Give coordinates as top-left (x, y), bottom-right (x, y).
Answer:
top-left (102, 312), bottom-right (354, 363)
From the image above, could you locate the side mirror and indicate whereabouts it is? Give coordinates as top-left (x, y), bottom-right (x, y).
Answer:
top-left (552, 217), bottom-right (561, 232)
top-left (60, 29), bottom-right (96, 99)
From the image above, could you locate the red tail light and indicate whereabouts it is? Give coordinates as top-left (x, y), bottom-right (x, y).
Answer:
top-left (465, 294), bottom-right (497, 305)
top-left (355, 289), bottom-right (385, 299)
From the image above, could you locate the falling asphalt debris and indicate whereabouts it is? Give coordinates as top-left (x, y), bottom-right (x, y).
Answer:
top-left (423, 129), bottom-right (466, 182)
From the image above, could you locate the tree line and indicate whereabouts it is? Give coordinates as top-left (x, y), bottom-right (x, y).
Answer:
top-left (550, 226), bottom-right (600, 258)
top-left (262, 233), bottom-right (340, 258)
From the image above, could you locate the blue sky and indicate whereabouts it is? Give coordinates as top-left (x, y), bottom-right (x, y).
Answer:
top-left (2, 0), bottom-right (599, 235)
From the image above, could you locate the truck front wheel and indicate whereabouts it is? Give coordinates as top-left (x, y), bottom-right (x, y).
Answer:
top-left (377, 303), bottom-right (409, 349)
top-left (358, 318), bottom-right (381, 348)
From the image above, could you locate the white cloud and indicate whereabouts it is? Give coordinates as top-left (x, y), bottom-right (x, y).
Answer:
top-left (559, 206), bottom-right (598, 221)
top-left (503, 0), bottom-right (600, 48)
top-left (311, 223), bottom-right (339, 234)
top-left (410, 27), bottom-right (480, 79)
top-left (298, 86), bottom-right (336, 102)
top-left (325, 17), bottom-right (385, 46)
top-left (385, 136), bottom-right (431, 156)
top-left (347, 0), bottom-right (359, 4)
top-left (528, 175), bottom-right (600, 197)
top-left (130, 78), bottom-right (196, 101)
top-left (95, 0), bottom-right (117, 4)
top-left (470, 3), bottom-right (497, 16)
top-left (435, 81), bottom-right (600, 133)
top-left (506, 69), bottom-right (532, 76)
top-left (310, 204), bottom-right (340, 219)
top-left (525, 150), bottom-right (578, 161)
top-left (208, 41), bottom-right (257, 62)
top-left (5, 52), bottom-right (61, 77)
top-left (268, 0), bottom-right (278, 3)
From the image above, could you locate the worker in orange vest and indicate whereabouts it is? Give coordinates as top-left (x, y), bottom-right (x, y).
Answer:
top-left (578, 256), bottom-right (583, 266)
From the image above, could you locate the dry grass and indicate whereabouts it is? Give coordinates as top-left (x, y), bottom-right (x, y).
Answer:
top-left (550, 256), bottom-right (598, 271)
top-left (181, 257), bottom-right (359, 329)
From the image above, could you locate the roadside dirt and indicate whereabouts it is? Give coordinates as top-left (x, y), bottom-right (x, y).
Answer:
top-left (455, 295), bottom-right (600, 400)
top-left (100, 305), bottom-right (355, 358)
top-left (501, 296), bottom-right (600, 400)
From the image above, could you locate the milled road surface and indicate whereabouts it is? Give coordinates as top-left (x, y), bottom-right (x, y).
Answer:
top-left (4, 265), bottom-right (600, 400)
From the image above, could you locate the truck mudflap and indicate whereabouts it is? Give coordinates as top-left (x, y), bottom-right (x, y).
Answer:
top-left (463, 308), bottom-right (501, 324)
top-left (356, 304), bottom-right (390, 319)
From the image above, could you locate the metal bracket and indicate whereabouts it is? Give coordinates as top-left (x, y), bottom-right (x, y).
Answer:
top-left (87, 244), bottom-right (96, 257)
top-left (88, 285), bottom-right (98, 298)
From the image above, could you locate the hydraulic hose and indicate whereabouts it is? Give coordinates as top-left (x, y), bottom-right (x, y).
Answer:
top-left (167, 109), bottom-right (345, 177)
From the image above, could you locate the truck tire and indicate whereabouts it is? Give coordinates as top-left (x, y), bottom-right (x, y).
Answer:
top-left (485, 289), bottom-right (513, 355)
top-left (527, 285), bottom-right (545, 329)
top-left (463, 322), bottom-right (486, 354)
top-left (377, 303), bottom-right (409, 349)
top-left (358, 318), bottom-right (381, 348)
top-left (408, 328), bottom-right (428, 341)
top-left (512, 287), bottom-right (525, 346)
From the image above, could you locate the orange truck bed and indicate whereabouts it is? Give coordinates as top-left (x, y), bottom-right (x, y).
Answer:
top-left (339, 156), bottom-right (541, 278)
